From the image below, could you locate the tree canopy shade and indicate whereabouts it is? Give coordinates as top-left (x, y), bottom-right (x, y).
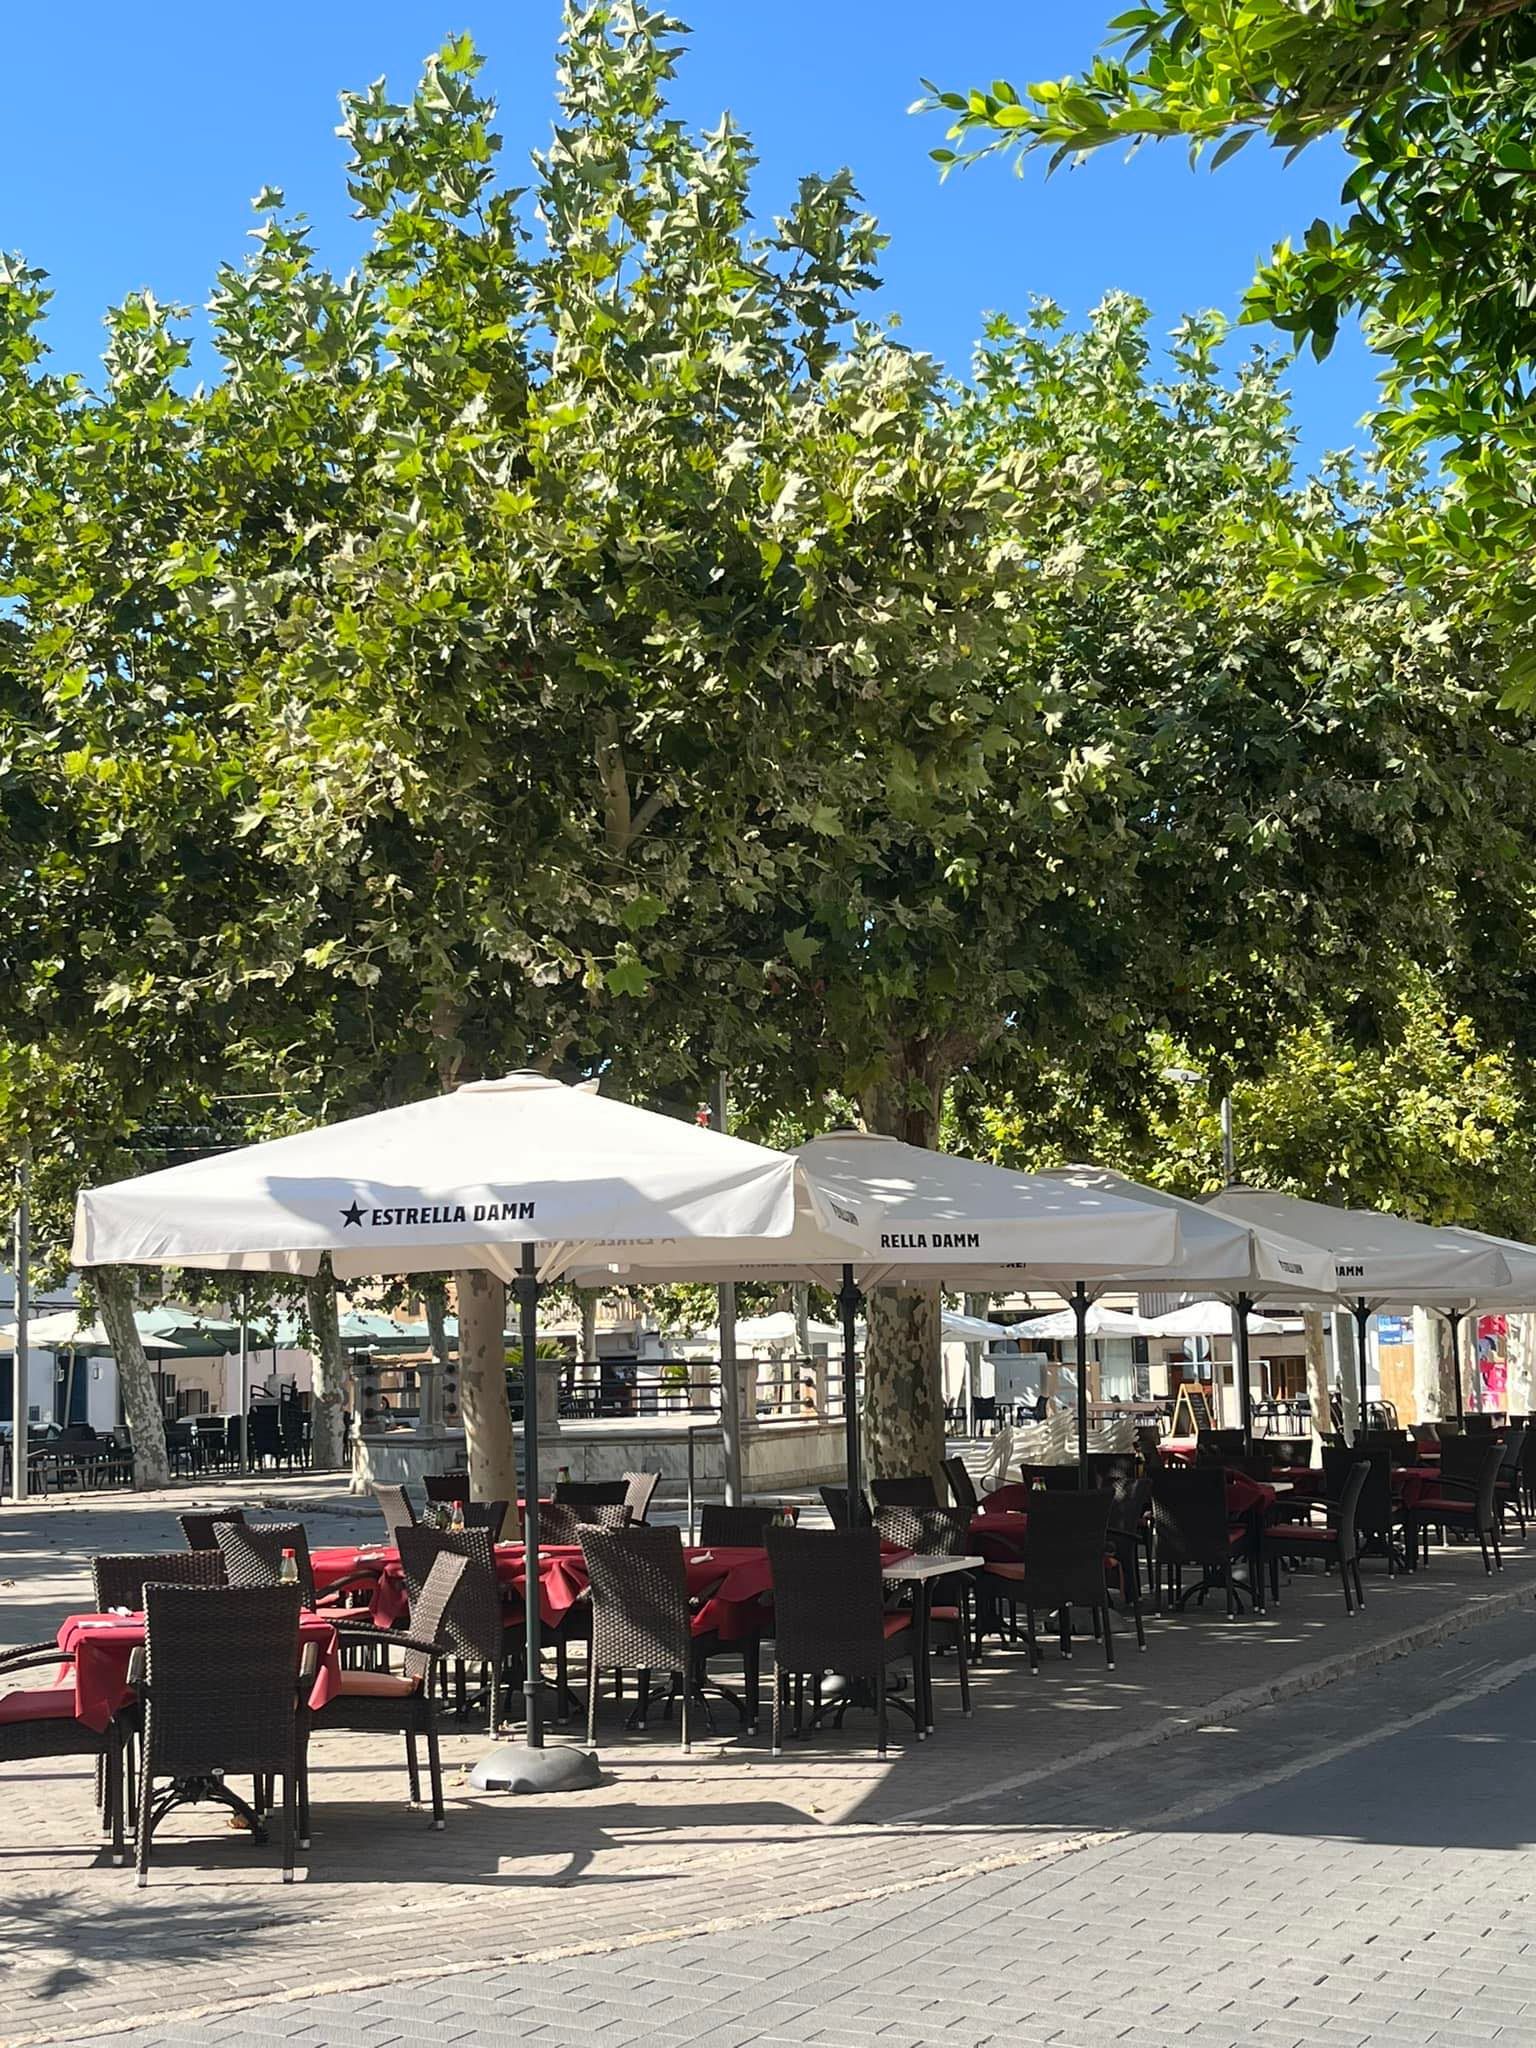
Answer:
top-left (921, 0), bottom-right (1536, 693)
top-left (7, 5), bottom-right (1536, 1487)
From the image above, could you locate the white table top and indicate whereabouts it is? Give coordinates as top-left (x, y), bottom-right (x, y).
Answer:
top-left (882, 1553), bottom-right (983, 1582)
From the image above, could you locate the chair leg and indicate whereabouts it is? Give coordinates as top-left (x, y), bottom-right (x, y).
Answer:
top-left (954, 1624), bottom-right (972, 1715)
top-left (744, 1638), bottom-right (761, 1731)
top-left (1023, 1603), bottom-right (1041, 1676)
top-left (281, 1765), bottom-right (296, 1884)
top-left (876, 1673), bottom-right (888, 1758)
top-left (425, 1713), bottom-right (446, 1830)
top-left (587, 1665), bottom-right (600, 1747)
top-left (405, 1726), bottom-right (422, 1807)
top-left (1352, 1559), bottom-right (1366, 1609)
top-left (680, 1668), bottom-right (691, 1754)
top-left (1130, 1593), bottom-right (1146, 1652)
top-left (770, 1661), bottom-right (783, 1756)
top-left (134, 1759), bottom-right (153, 1889)
top-left (636, 1668), bottom-right (651, 1729)
top-left (107, 1730), bottom-right (125, 1866)
top-left (1100, 1602), bottom-right (1114, 1670)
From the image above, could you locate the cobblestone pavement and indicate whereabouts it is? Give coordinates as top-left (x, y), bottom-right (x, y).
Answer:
top-left (5, 1478), bottom-right (1536, 2046)
top-left (35, 1610), bottom-right (1536, 2048)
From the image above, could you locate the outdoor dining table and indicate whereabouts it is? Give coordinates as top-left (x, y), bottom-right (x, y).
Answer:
top-left (55, 1609), bottom-right (343, 1733)
top-left (883, 1553), bottom-right (983, 1734)
top-left (311, 1539), bottom-right (778, 1640)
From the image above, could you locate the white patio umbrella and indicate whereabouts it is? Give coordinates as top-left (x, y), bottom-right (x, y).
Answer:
top-left (1033, 1167), bottom-right (1339, 1449)
top-left (567, 1131), bottom-right (1184, 1493)
top-left (1209, 1187), bottom-right (1513, 1428)
top-left (940, 1309), bottom-right (1015, 1344)
top-left (1146, 1300), bottom-right (1298, 1340)
top-left (1008, 1303), bottom-right (1165, 1341)
top-left (72, 1073), bottom-right (846, 1791)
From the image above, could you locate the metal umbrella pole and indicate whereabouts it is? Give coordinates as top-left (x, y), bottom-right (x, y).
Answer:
top-left (1072, 1280), bottom-right (1091, 1487)
top-left (237, 1279), bottom-right (251, 1475)
top-left (1351, 1297), bottom-right (1373, 1440)
top-left (1234, 1292), bottom-right (1256, 1455)
top-left (711, 1074), bottom-right (743, 1506)
top-left (838, 1263), bottom-right (863, 1517)
top-left (469, 1242), bottom-right (600, 1794)
top-left (1438, 1306), bottom-right (1468, 1426)
top-left (10, 1160), bottom-right (28, 1504)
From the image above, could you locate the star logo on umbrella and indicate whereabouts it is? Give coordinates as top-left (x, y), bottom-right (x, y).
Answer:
top-left (340, 1201), bottom-right (366, 1228)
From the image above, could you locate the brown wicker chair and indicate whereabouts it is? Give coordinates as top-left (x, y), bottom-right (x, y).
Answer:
top-left (372, 1484), bottom-right (417, 1542)
top-left (1150, 1466), bottom-right (1251, 1618)
top-left (698, 1504), bottom-right (786, 1546)
top-left (539, 1500), bottom-right (629, 1546)
top-left (581, 1525), bottom-right (729, 1750)
top-left (458, 1499), bottom-right (509, 1542)
top-left (1408, 1442), bottom-right (1506, 1572)
top-left (1260, 1459), bottom-right (1370, 1613)
top-left (179, 1508), bottom-right (246, 1551)
top-left (765, 1527), bottom-right (918, 1756)
top-left (423, 1471), bottom-right (471, 1504)
top-left (216, 1520), bottom-right (323, 1606)
top-left (0, 1648), bottom-right (126, 1863)
top-left (871, 1504), bottom-right (973, 1716)
top-left (396, 1526), bottom-right (522, 1734)
top-left (943, 1457), bottom-right (980, 1515)
top-left (621, 1471), bottom-right (660, 1524)
top-left (93, 1550), bottom-right (227, 1610)
top-left (553, 1479), bottom-right (628, 1511)
top-left (1010, 1491), bottom-right (1117, 1673)
top-left (134, 1583), bottom-right (304, 1886)
top-left (321, 1552), bottom-right (467, 1827)
top-left (870, 1476), bottom-right (939, 1508)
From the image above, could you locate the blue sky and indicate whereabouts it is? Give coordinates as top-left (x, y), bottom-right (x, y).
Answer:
top-left (3, 2), bottom-right (1377, 470)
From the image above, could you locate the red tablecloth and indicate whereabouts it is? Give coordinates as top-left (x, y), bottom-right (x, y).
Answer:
top-left (969, 1510), bottom-right (1027, 1561)
top-left (315, 1541), bottom-right (778, 1642)
top-left (1394, 1465), bottom-right (1444, 1510)
top-left (56, 1610), bottom-right (342, 1734)
top-left (979, 1483), bottom-right (1033, 1516)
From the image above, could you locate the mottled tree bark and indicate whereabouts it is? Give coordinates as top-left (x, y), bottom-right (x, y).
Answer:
top-left (578, 1288), bottom-right (598, 1363)
top-left (95, 1267), bottom-right (169, 1488)
top-left (424, 1277), bottom-right (451, 1366)
top-left (458, 1267), bottom-right (517, 1501)
top-left (792, 1283), bottom-right (812, 1359)
top-left (302, 1254), bottom-right (348, 1469)
top-left (859, 1052), bottom-right (948, 1490)
top-left (1302, 1310), bottom-right (1330, 1445)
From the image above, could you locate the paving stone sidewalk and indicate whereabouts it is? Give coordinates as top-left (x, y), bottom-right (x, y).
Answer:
top-left (28, 1609), bottom-right (1536, 2048)
top-left (4, 1478), bottom-right (1535, 2046)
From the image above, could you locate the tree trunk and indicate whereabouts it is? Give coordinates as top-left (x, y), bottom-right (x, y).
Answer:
top-left (859, 1052), bottom-right (949, 1489)
top-left (1302, 1310), bottom-right (1329, 1447)
top-left (792, 1283), bottom-right (812, 1359)
top-left (1335, 1310), bottom-right (1361, 1442)
top-left (458, 1268), bottom-right (517, 1501)
top-left (424, 1278), bottom-right (450, 1365)
top-left (95, 1267), bottom-right (170, 1489)
top-left (302, 1254), bottom-right (348, 1470)
top-left (1508, 1313), bottom-right (1534, 1418)
top-left (578, 1288), bottom-right (598, 1363)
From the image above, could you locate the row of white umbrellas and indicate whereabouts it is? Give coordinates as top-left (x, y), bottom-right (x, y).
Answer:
top-left (50, 1070), bottom-right (1536, 1780)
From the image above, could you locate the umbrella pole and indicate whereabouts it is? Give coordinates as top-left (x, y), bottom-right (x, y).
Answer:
top-left (237, 1280), bottom-right (250, 1476)
top-left (10, 1161), bottom-right (28, 1504)
top-left (515, 1242), bottom-right (545, 1748)
top-left (1234, 1293), bottom-right (1255, 1455)
top-left (469, 1241), bottom-right (601, 1796)
top-left (1352, 1298), bottom-right (1372, 1440)
top-left (1072, 1282), bottom-right (1090, 1488)
top-left (839, 1264), bottom-right (863, 1517)
top-left (1445, 1306), bottom-right (1467, 1425)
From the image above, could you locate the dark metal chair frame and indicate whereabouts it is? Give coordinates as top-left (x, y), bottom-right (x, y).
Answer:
top-left (396, 1526), bottom-right (523, 1734)
top-left (765, 1527), bottom-right (918, 1756)
top-left (133, 1582), bottom-right (305, 1886)
top-left (324, 1551), bottom-right (467, 1828)
top-left (580, 1525), bottom-right (744, 1749)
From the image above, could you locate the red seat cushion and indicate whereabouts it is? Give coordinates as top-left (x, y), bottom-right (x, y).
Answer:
top-left (1412, 1495), bottom-right (1477, 1516)
top-left (335, 1669), bottom-right (420, 1699)
top-left (0, 1686), bottom-right (76, 1725)
top-left (1265, 1524), bottom-right (1335, 1544)
top-left (1228, 1527), bottom-right (1250, 1547)
top-left (882, 1613), bottom-right (912, 1640)
top-left (984, 1561), bottom-right (1028, 1582)
top-left (930, 1603), bottom-right (962, 1622)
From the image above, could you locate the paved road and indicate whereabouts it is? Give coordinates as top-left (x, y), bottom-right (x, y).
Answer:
top-left (41, 1607), bottom-right (1536, 2048)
